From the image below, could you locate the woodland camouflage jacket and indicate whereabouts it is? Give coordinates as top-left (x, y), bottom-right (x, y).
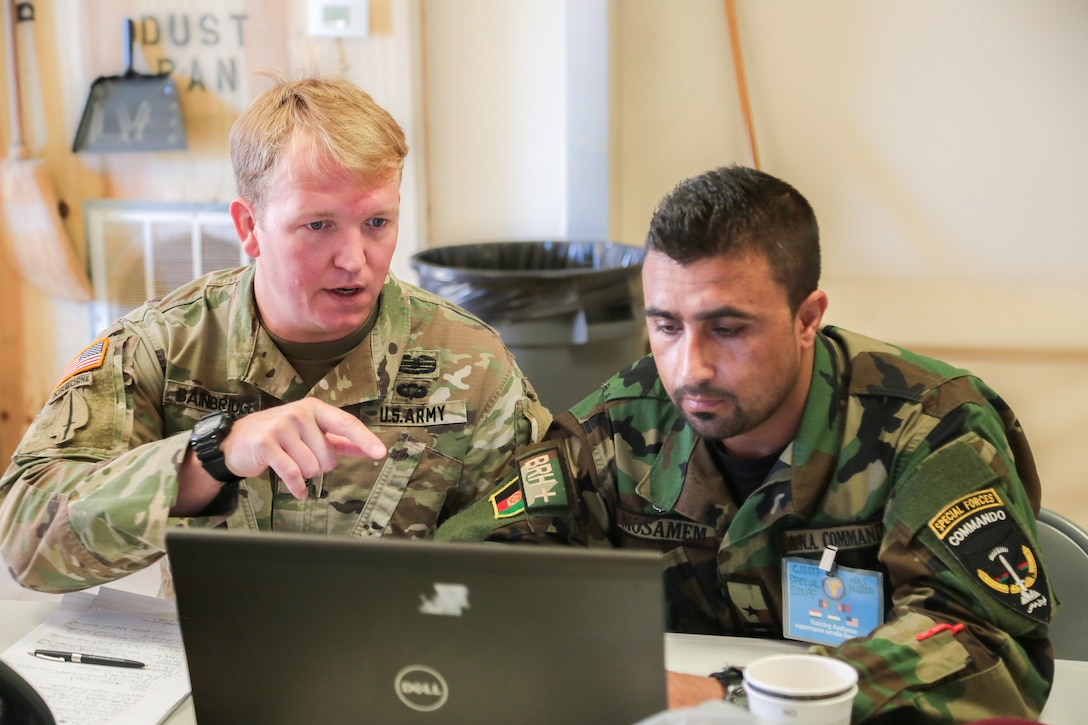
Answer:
top-left (437, 326), bottom-right (1054, 723)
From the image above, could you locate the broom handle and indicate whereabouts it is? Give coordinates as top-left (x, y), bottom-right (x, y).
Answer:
top-left (725, 0), bottom-right (760, 169)
top-left (3, 0), bottom-right (28, 158)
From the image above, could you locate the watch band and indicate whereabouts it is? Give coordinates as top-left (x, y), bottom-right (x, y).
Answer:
top-left (190, 412), bottom-right (241, 485)
top-left (708, 665), bottom-right (745, 702)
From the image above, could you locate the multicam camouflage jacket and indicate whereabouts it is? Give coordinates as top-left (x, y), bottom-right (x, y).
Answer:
top-left (0, 265), bottom-right (550, 594)
top-left (437, 326), bottom-right (1054, 723)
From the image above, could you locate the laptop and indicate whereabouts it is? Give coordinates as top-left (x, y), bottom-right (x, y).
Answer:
top-left (165, 528), bottom-right (668, 725)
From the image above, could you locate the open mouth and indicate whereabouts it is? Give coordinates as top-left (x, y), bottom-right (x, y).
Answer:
top-left (330, 287), bottom-right (362, 296)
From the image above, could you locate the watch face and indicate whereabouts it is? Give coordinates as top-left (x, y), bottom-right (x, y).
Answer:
top-left (193, 415), bottom-right (222, 438)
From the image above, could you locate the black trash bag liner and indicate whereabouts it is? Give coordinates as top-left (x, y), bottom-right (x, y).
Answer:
top-left (410, 240), bottom-right (644, 328)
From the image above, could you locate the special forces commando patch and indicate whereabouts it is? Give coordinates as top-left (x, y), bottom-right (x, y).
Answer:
top-left (928, 488), bottom-right (1051, 623)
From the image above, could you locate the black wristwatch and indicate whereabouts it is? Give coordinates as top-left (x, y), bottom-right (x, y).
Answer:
top-left (189, 412), bottom-right (241, 485)
top-left (709, 665), bottom-right (745, 703)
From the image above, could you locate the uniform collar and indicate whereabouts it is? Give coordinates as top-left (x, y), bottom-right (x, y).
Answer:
top-left (227, 266), bottom-right (409, 405)
top-left (786, 330), bottom-right (845, 514)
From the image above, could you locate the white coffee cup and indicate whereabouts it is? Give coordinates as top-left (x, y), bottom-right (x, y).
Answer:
top-left (742, 653), bottom-right (858, 725)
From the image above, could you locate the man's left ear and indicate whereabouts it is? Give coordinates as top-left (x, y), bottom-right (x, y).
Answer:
top-left (796, 290), bottom-right (829, 345)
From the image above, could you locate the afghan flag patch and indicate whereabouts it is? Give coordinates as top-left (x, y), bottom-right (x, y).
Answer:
top-left (489, 477), bottom-right (525, 519)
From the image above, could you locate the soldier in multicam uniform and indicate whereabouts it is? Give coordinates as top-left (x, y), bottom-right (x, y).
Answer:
top-left (438, 166), bottom-right (1053, 722)
top-left (0, 73), bottom-right (550, 596)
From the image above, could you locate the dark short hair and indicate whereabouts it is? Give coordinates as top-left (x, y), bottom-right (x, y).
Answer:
top-left (645, 165), bottom-right (821, 312)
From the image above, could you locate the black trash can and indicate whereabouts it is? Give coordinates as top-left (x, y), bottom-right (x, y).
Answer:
top-left (410, 240), bottom-right (646, 413)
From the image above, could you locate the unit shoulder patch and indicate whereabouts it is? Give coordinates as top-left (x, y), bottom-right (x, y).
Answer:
top-left (517, 445), bottom-right (569, 511)
top-left (929, 488), bottom-right (1050, 623)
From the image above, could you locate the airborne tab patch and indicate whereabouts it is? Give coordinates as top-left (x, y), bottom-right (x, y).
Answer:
top-left (48, 372), bottom-right (93, 404)
top-left (929, 488), bottom-right (1051, 623)
top-left (517, 445), bottom-right (569, 511)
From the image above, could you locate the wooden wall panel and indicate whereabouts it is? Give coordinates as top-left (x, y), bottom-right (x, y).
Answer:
top-left (1, 0), bottom-right (420, 466)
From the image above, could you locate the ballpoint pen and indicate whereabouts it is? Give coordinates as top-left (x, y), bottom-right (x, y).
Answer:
top-left (28, 649), bottom-right (146, 669)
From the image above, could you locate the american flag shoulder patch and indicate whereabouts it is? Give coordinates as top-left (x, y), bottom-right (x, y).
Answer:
top-left (56, 338), bottom-right (109, 388)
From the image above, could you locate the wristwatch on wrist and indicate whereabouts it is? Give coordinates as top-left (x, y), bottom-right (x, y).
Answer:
top-left (708, 665), bottom-right (746, 703)
top-left (189, 412), bottom-right (241, 485)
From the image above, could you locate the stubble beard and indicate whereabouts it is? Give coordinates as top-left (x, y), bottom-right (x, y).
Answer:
top-left (672, 376), bottom-right (795, 444)
top-left (676, 391), bottom-right (752, 441)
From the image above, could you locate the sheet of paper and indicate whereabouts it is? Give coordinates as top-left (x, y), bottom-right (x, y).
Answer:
top-left (0, 587), bottom-right (191, 725)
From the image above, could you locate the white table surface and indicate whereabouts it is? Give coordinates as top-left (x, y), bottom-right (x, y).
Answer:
top-left (2, 600), bottom-right (1079, 724)
top-left (665, 631), bottom-right (1080, 725)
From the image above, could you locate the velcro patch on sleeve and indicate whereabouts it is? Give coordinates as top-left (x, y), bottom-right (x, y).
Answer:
top-left (929, 488), bottom-right (1051, 624)
top-left (55, 338), bottom-right (109, 389)
top-left (489, 477), bottom-right (525, 519)
top-left (517, 444), bottom-right (569, 511)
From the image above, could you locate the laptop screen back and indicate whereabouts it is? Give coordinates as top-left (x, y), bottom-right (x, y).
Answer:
top-left (165, 529), bottom-right (668, 725)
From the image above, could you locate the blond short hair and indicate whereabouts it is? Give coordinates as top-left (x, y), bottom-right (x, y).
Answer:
top-left (230, 72), bottom-right (408, 216)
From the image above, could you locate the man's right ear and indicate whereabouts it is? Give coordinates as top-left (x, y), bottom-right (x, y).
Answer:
top-left (229, 198), bottom-right (261, 258)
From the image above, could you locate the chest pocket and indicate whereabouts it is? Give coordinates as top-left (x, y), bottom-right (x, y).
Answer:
top-left (247, 432), bottom-right (462, 538)
top-left (351, 433), bottom-right (463, 538)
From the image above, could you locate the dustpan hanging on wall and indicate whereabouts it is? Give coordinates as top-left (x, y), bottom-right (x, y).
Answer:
top-left (72, 17), bottom-right (187, 153)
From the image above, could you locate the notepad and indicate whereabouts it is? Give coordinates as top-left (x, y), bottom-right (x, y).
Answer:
top-left (0, 588), bottom-right (190, 725)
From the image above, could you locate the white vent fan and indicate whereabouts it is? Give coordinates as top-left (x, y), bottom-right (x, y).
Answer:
top-left (85, 201), bottom-right (246, 336)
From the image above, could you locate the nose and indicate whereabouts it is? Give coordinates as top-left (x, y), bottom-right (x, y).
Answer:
top-left (333, 229), bottom-right (367, 273)
top-left (675, 331), bottom-right (716, 387)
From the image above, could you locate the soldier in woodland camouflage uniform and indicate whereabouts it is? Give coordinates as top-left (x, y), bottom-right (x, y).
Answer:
top-left (438, 166), bottom-right (1053, 722)
top-left (0, 74), bottom-right (549, 595)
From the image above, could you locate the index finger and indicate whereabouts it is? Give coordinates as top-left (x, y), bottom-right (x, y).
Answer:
top-left (313, 404), bottom-right (386, 459)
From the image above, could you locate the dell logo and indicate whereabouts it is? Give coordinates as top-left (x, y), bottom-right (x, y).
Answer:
top-left (394, 665), bottom-right (449, 712)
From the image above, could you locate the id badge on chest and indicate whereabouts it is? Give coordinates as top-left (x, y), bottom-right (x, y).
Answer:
top-left (782, 552), bottom-right (884, 646)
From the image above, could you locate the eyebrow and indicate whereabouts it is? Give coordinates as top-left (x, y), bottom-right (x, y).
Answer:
top-left (644, 306), bottom-right (758, 322)
top-left (299, 206), bottom-right (400, 219)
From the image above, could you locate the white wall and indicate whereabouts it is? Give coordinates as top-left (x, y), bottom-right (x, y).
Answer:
top-left (423, 0), bottom-right (1088, 527)
top-left (423, 0), bottom-right (571, 244)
